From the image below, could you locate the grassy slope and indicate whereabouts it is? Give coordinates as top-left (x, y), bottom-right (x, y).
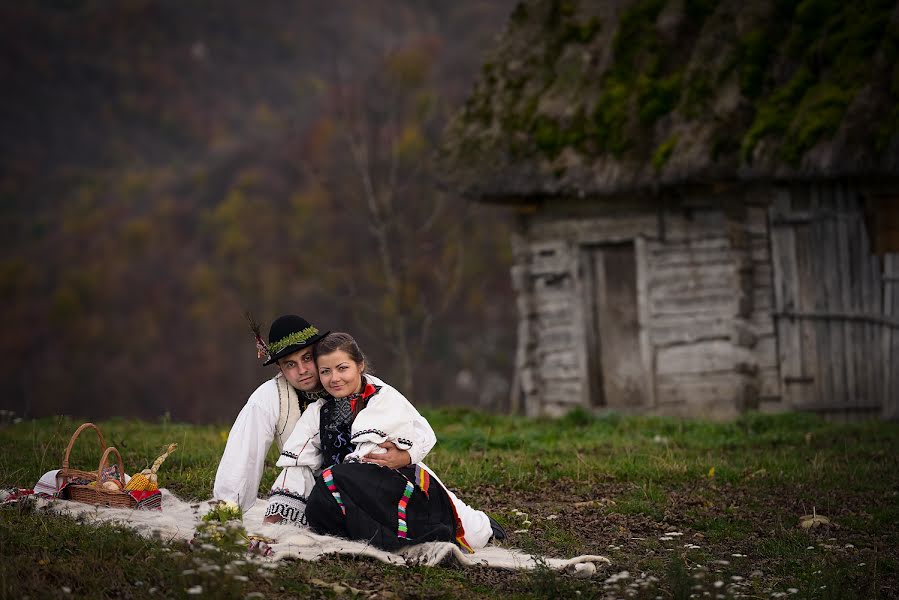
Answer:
top-left (0, 410), bottom-right (897, 599)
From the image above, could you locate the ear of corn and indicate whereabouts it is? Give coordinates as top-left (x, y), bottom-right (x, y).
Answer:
top-left (123, 472), bottom-right (151, 491)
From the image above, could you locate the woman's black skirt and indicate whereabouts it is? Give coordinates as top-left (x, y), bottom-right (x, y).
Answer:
top-left (305, 462), bottom-right (457, 552)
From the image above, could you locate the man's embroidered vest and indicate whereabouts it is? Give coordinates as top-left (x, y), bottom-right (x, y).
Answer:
top-left (274, 373), bottom-right (303, 452)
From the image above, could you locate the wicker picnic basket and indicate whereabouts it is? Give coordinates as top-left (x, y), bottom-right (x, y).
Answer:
top-left (58, 422), bottom-right (136, 508)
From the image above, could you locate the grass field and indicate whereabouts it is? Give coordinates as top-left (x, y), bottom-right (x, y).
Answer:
top-left (0, 409), bottom-right (897, 599)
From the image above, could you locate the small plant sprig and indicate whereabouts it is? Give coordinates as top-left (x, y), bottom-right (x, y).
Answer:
top-left (201, 500), bottom-right (243, 524)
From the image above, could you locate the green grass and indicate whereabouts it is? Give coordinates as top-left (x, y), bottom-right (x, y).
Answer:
top-left (1, 410), bottom-right (897, 598)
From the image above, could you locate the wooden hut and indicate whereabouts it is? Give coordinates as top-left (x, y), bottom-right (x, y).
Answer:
top-left (440, 0), bottom-right (899, 419)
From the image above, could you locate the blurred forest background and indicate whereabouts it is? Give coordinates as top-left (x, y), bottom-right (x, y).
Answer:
top-left (0, 0), bottom-right (520, 422)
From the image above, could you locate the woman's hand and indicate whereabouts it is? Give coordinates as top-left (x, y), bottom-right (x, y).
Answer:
top-left (361, 441), bottom-right (411, 469)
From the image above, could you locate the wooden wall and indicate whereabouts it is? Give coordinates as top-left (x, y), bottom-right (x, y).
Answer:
top-left (508, 184), bottom-right (897, 419)
top-left (510, 201), bottom-right (769, 418)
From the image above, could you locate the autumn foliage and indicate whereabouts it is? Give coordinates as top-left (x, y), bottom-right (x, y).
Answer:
top-left (0, 1), bottom-right (519, 421)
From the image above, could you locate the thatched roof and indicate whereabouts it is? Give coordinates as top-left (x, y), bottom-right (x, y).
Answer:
top-left (440, 0), bottom-right (899, 201)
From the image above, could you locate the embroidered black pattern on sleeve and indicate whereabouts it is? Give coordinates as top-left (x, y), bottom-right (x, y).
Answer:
top-left (266, 489), bottom-right (309, 525)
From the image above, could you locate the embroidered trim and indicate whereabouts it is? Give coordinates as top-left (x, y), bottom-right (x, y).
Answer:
top-left (302, 389), bottom-right (330, 402)
top-left (397, 480), bottom-right (414, 539)
top-left (280, 451), bottom-right (298, 459)
top-left (264, 502), bottom-right (308, 526)
top-left (269, 326), bottom-right (320, 354)
top-left (265, 489), bottom-right (308, 526)
top-left (415, 465), bottom-right (430, 498)
top-left (322, 468), bottom-right (345, 516)
top-left (396, 437), bottom-right (413, 447)
top-left (269, 488), bottom-right (308, 503)
top-left (351, 428), bottom-right (388, 440)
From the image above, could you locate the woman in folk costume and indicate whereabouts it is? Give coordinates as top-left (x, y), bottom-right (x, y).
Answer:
top-left (214, 315), bottom-right (437, 514)
top-left (266, 333), bottom-right (495, 552)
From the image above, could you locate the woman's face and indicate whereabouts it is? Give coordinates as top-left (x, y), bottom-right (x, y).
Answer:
top-left (317, 349), bottom-right (364, 398)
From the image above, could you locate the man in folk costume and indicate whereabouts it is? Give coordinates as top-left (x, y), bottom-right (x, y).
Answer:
top-left (213, 314), bottom-right (504, 548)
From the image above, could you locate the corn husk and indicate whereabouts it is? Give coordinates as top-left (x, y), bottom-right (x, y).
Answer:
top-left (123, 443), bottom-right (177, 491)
top-left (150, 443), bottom-right (177, 474)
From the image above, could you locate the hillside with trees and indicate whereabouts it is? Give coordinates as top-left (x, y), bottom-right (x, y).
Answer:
top-left (0, 0), bottom-right (518, 421)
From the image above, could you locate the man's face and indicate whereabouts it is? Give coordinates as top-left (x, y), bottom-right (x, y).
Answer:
top-left (277, 347), bottom-right (320, 392)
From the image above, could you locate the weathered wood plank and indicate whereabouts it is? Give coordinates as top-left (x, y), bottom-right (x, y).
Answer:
top-left (769, 189), bottom-right (802, 407)
top-left (751, 309), bottom-right (776, 336)
top-left (528, 240), bottom-right (573, 275)
top-left (535, 326), bottom-right (577, 353)
top-left (577, 248), bottom-right (601, 410)
top-left (754, 334), bottom-right (778, 368)
top-left (752, 285), bottom-right (774, 312)
top-left (649, 294), bottom-right (737, 317)
top-left (662, 208), bottom-right (729, 242)
top-left (884, 254), bottom-right (899, 419)
top-left (655, 372), bottom-right (743, 418)
top-left (536, 349), bottom-right (580, 368)
top-left (648, 264), bottom-right (737, 290)
top-left (649, 318), bottom-right (732, 347)
top-left (758, 366), bottom-right (781, 399)
top-left (648, 236), bottom-right (732, 255)
top-left (746, 204), bottom-right (769, 236)
top-left (656, 340), bottom-right (753, 375)
top-left (538, 363), bottom-right (580, 381)
top-left (751, 235), bottom-right (771, 263)
top-left (531, 214), bottom-right (657, 244)
top-left (541, 381), bottom-right (584, 405)
top-left (634, 236), bottom-right (656, 408)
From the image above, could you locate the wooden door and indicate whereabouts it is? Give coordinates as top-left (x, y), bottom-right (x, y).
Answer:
top-left (583, 243), bottom-right (648, 409)
top-left (769, 187), bottom-right (894, 417)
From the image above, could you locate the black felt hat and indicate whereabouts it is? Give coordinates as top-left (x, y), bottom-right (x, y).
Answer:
top-left (262, 315), bottom-right (329, 366)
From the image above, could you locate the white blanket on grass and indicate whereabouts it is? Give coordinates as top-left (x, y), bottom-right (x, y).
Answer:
top-left (32, 486), bottom-right (608, 574)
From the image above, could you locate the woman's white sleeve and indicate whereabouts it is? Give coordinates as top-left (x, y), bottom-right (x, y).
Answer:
top-left (266, 401), bottom-right (322, 526)
top-left (408, 409), bottom-right (437, 465)
top-left (270, 401), bottom-right (322, 493)
top-left (346, 388), bottom-right (418, 462)
top-left (360, 376), bottom-right (436, 465)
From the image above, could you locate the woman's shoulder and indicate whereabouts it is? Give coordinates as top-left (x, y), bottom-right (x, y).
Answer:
top-left (364, 375), bottom-right (403, 399)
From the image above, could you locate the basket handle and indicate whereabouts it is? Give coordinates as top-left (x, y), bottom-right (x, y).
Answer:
top-left (97, 446), bottom-right (125, 484)
top-left (61, 422), bottom-right (107, 470)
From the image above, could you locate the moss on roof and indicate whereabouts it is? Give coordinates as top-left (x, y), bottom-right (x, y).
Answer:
top-left (441, 0), bottom-right (899, 200)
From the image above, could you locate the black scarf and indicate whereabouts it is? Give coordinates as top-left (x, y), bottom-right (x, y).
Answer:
top-left (318, 377), bottom-right (376, 467)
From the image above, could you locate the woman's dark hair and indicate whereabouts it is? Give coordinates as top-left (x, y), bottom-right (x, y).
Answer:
top-left (313, 332), bottom-right (368, 372)
top-left (314, 332), bottom-right (373, 418)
